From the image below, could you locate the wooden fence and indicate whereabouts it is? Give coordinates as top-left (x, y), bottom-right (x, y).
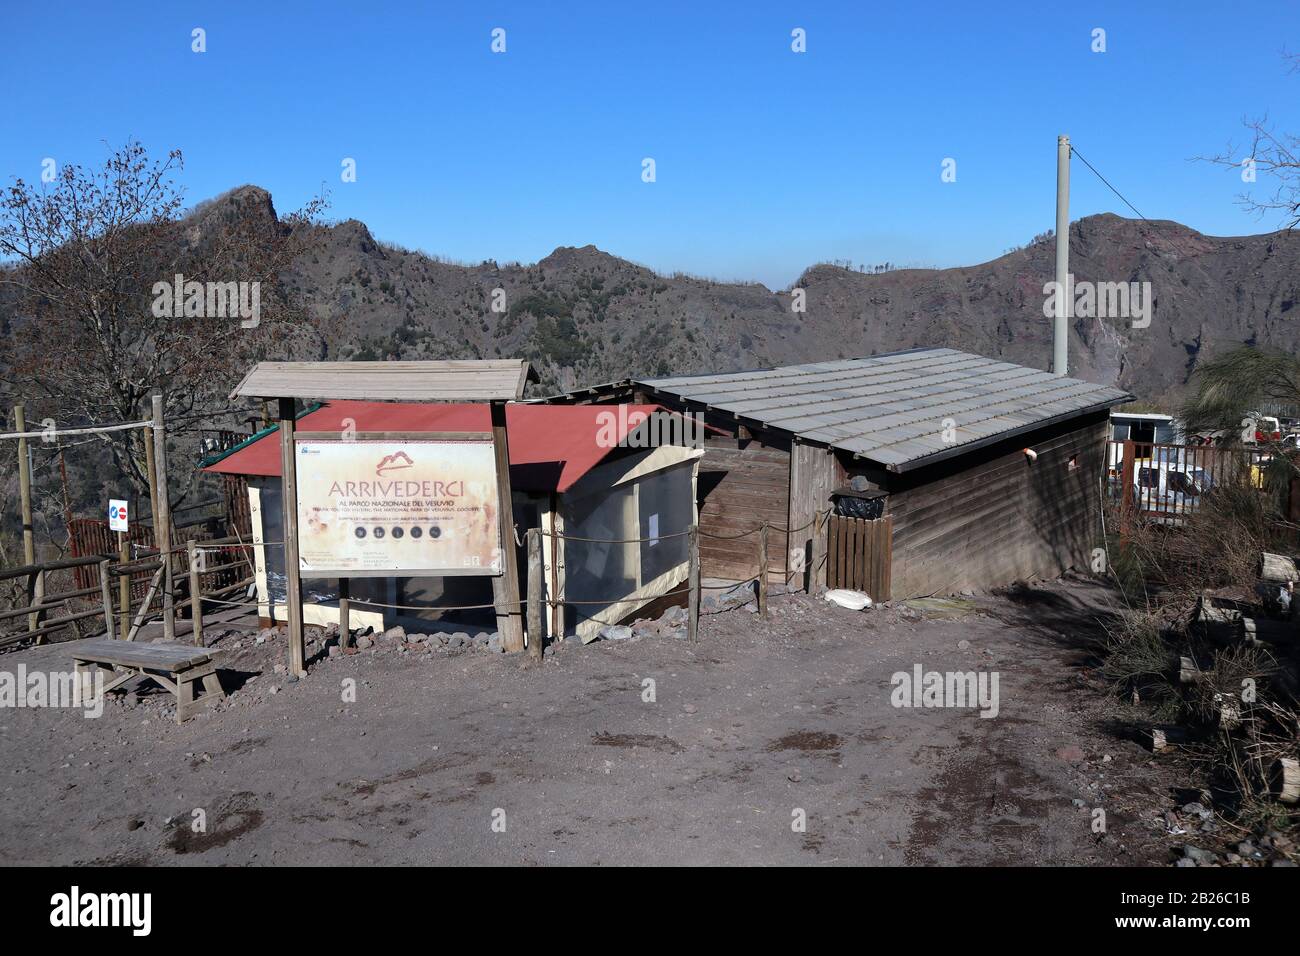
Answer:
top-left (1106, 440), bottom-right (1272, 526)
top-left (0, 536), bottom-right (256, 648)
top-left (826, 513), bottom-right (892, 600)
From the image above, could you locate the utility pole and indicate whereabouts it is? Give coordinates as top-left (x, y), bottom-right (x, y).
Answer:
top-left (1054, 134), bottom-right (1071, 377)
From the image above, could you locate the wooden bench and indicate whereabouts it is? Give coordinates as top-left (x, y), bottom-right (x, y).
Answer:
top-left (69, 639), bottom-right (224, 723)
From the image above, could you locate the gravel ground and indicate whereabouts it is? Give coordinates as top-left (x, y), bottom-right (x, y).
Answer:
top-left (0, 576), bottom-right (1190, 865)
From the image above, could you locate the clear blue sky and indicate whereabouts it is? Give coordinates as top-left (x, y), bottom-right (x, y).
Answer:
top-left (2, 1), bottom-right (1298, 289)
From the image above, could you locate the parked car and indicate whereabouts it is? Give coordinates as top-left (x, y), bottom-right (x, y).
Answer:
top-left (1129, 458), bottom-right (1214, 524)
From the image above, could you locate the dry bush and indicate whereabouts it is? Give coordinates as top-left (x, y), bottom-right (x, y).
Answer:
top-left (1203, 701), bottom-right (1300, 827)
top-left (1103, 478), bottom-right (1291, 604)
top-left (1099, 608), bottom-right (1183, 721)
top-left (1183, 643), bottom-right (1280, 728)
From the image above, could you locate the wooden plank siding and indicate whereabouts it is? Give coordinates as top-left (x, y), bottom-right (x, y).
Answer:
top-left (874, 413), bottom-right (1108, 598)
top-left (697, 438), bottom-right (790, 583)
top-left (788, 442), bottom-right (839, 589)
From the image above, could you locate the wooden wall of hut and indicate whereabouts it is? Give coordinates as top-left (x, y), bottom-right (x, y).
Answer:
top-left (846, 412), bottom-right (1108, 599)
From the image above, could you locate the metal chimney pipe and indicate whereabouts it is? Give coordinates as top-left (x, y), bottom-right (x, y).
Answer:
top-left (1053, 135), bottom-right (1071, 377)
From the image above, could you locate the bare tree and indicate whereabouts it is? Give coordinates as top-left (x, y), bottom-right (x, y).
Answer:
top-left (1201, 51), bottom-right (1300, 230)
top-left (0, 141), bottom-right (328, 496)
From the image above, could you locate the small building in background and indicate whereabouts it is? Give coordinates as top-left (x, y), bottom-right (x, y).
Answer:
top-left (1108, 411), bottom-right (1177, 444)
top-left (201, 400), bottom-right (702, 642)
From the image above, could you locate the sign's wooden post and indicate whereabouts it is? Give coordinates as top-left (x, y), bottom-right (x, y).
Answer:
top-left (279, 398), bottom-right (306, 675)
top-left (490, 400), bottom-right (524, 652)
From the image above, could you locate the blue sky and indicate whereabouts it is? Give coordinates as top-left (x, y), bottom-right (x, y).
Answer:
top-left (2, 1), bottom-right (1298, 289)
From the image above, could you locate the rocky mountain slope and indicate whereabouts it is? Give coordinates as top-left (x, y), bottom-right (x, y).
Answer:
top-left (272, 192), bottom-right (1299, 403)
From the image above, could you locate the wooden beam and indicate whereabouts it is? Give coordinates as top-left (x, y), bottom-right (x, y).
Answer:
top-left (489, 401), bottom-right (524, 652)
top-left (279, 398), bottom-right (306, 675)
top-left (14, 405), bottom-right (42, 637)
top-left (757, 522), bottom-right (769, 617)
top-left (151, 395), bottom-right (176, 641)
top-left (688, 525), bottom-right (700, 642)
top-left (337, 577), bottom-right (350, 649)
top-left (187, 539), bottom-right (204, 647)
top-left (118, 532), bottom-right (130, 639)
top-left (527, 527), bottom-right (544, 663)
top-left (810, 509), bottom-right (827, 594)
top-left (98, 559), bottom-right (114, 637)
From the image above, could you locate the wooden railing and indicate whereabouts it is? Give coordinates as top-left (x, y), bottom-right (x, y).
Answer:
top-left (0, 536), bottom-right (256, 648)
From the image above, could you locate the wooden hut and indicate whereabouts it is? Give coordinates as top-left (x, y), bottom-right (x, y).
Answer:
top-left (549, 347), bottom-right (1132, 599)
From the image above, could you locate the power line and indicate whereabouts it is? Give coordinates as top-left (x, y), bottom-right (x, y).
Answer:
top-left (1069, 144), bottom-right (1152, 224)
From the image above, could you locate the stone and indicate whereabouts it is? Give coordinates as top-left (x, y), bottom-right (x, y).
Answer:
top-left (599, 625), bottom-right (634, 641)
top-left (683, 703), bottom-right (697, 714)
top-left (355, 635), bottom-right (374, 650)
top-left (958, 639), bottom-right (970, 649)
top-left (661, 605), bottom-right (688, 627)
top-left (408, 633), bottom-right (429, 644)
top-left (1182, 845), bottom-right (1217, 865)
top-left (666, 627), bottom-right (688, 640)
top-left (488, 633), bottom-right (504, 653)
top-left (328, 645), bottom-right (341, 658)
top-left (1181, 801), bottom-right (1212, 821)
top-left (448, 634), bottom-right (467, 649)
top-left (379, 626), bottom-right (406, 643)
top-left (269, 686), bottom-right (280, 696)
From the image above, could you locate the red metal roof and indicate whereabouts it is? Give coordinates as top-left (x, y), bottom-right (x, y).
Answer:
top-left (203, 400), bottom-right (667, 493)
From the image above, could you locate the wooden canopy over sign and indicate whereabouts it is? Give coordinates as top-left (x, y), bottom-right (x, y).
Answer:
top-left (234, 359), bottom-right (535, 675)
top-left (230, 360), bottom-right (537, 402)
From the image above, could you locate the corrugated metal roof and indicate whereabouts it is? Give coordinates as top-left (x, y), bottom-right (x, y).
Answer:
top-left (202, 400), bottom-right (667, 493)
top-left (639, 348), bottom-right (1131, 471)
top-left (230, 360), bottom-right (536, 402)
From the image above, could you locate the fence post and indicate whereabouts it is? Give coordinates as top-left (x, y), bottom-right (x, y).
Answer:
top-left (118, 532), bottom-right (130, 639)
top-left (527, 528), bottom-right (544, 664)
top-left (809, 509), bottom-right (826, 594)
top-left (98, 558), bottom-right (113, 637)
top-left (151, 395), bottom-right (176, 641)
top-left (14, 405), bottom-right (42, 638)
top-left (337, 577), bottom-right (350, 650)
top-left (187, 539), bottom-right (204, 647)
top-left (1119, 439), bottom-right (1136, 538)
top-left (757, 522), bottom-right (769, 618)
top-left (144, 425), bottom-right (160, 544)
top-left (688, 525), bottom-right (700, 642)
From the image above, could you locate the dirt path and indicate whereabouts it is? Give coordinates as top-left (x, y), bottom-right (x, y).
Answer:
top-left (0, 577), bottom-right (1180, 865)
